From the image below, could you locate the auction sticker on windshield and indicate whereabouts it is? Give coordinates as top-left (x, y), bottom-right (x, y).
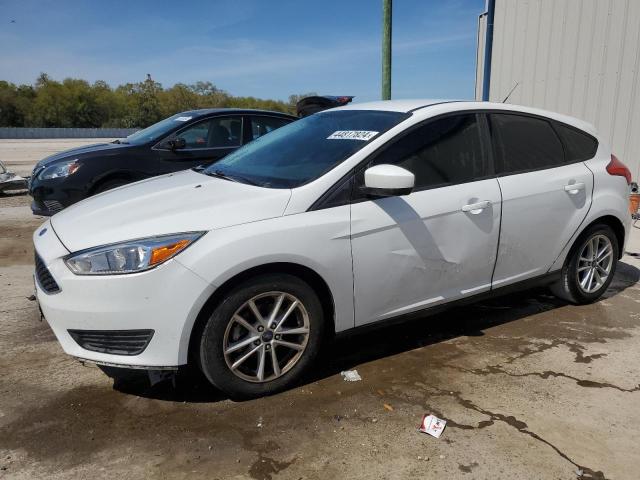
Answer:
top-left (327, 130), bottom-right (379, 141)
top-left (175, 116), bottom-right (192, 122)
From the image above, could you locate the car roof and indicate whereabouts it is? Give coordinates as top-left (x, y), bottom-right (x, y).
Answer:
top-left (178, 108), bottom-right (296, 119)
top-left (335, 99), bottom-right (597, 135)
top-left (336, 99), bottom-right (452, 112)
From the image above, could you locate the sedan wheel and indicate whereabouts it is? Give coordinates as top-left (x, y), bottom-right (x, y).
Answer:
top-left (199, 274), bottom-right (324, 399)
top-left (576, 234), bottom-right (614, 294)
top-left (223, 292), bottom-right (310, 383)
top-left (551, 224), bottom-right (619, 304)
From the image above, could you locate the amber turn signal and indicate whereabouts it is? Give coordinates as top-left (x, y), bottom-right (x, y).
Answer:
top-left (149, 239), bottom-right (191, 266)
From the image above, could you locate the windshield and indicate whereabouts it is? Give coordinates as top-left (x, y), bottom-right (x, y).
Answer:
top-left (124, 113), bottom-right (194, 145)
top-left (202, 110), bottom-right (409, 188)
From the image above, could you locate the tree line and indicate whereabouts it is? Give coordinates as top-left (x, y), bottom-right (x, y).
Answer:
top-left (0, 74), bottom-right (313, 128)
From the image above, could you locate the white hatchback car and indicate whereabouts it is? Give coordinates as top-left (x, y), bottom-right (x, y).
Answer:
top-left (34, 100), bottom-right (633, 398)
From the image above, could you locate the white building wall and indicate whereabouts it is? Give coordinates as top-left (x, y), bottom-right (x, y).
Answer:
top-left (476, 0), bottom-right (640, 181)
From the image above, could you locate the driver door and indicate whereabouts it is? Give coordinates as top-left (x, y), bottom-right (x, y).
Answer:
top-left (350, 113), bottom-right (502, 326)
top-left (155, 116), bottom-right (243, 173)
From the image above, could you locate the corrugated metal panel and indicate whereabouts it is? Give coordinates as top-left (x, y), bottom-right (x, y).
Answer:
top-left (481, 0), bottom-right (640, 181)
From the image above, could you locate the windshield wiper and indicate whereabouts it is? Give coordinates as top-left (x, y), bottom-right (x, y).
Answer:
top-left (205, 169), bottom-right (239, 183)
top-left (112, 139), bottom-right (129, 144)
top-left (205, 169), bottom-right (261, 186)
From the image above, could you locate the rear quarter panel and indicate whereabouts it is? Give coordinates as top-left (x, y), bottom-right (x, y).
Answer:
top-left (549, 140), bottom-right (631, 271)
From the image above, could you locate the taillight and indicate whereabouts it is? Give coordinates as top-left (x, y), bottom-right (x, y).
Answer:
top-left (606, 154), bottom-right (632, 184)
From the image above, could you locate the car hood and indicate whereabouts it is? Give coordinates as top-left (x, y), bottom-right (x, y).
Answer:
top-left (50, 169), bottom-right (292, 252)
top-left (35, 142), bottom-right (131, 169)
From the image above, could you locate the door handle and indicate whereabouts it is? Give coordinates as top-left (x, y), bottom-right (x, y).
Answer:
top-left (461, 200), bottom-right (491, 213)
top-left (564, 182), bottom-right (585, 194)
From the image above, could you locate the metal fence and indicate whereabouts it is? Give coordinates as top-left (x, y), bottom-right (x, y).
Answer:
top-left (0, 128), bottom-right (139, 139)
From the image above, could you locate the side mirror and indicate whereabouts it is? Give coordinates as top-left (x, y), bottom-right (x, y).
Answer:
top-left (362, 164), bottom-right (414, 197)
top-left (167, 137), bottom-right (187, 150)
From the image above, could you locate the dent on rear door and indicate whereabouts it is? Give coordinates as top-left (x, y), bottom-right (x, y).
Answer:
top-left (492, 163), bottom-right (593, 287)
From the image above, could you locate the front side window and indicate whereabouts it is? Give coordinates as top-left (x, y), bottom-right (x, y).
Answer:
top-left (490, 113), bottom-right (564, 174)
top-left (178, 119), bottom-right (210, 148)
top-left (367, 113), bottom-right (488, 190)
top-left (203, 110), bottom-right (409, 188)
top-left (251, 116), bottom-right (291, 140)
top-left (176, 116), bottom-right (243, 149)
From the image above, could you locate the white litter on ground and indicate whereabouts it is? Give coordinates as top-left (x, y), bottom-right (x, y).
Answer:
top-left (340, 370), bottom-right (362, 382)
top-left (418, 414), bottom-right (447, 438)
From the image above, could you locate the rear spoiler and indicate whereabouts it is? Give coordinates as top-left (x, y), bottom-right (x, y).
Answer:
top-left (296, 96), bottom-right (354, 118)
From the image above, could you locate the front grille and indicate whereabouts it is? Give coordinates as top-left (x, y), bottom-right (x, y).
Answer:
top-left (43, 200), bottom-right (64, 214)
top-left (68, 329), bottom-right (155, 356)
top-left (35, 253), bottom-right (60, 294)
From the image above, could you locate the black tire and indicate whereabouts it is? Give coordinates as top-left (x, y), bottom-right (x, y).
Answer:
top-left (199, 274), bottom-right (325, 400)
top-left (94, 179), bottom-right (128, 195)
top-left (551, 223), bottom-right (619, 304)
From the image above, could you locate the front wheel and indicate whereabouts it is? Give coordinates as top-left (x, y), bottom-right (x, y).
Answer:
top-left (551, 224), bottom-right (619, 304)
top-left (199, 274), bottom-right (324, 399)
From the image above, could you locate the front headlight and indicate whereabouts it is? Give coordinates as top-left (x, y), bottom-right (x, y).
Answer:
top-left (38, 160), bottom-right (81, 180)
top-left (64, 232), bottom-right (205, 275)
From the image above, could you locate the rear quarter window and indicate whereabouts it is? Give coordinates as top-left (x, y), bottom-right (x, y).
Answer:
top-left (554, 123), bottom-right (598, 161)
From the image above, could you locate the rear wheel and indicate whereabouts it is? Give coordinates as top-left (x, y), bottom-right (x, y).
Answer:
top-left (551, 224), bottom-right (619, 304)
top-left (199, 274), bottom-right (324, 399)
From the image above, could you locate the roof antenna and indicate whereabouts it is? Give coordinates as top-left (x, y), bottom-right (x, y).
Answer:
top-left (502, 82), bottom-right (519, 103)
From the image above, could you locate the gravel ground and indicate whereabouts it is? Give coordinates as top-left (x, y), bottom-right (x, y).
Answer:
top-left (1, 141), bottom-right (640, 479)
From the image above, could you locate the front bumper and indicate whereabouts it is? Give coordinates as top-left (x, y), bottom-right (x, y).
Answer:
top-left (29, 176), bottom-right (84, 216)
top-left (31, 199), bottom-right (65, 216)
top-left (33, 222), bottom-right (216, 368)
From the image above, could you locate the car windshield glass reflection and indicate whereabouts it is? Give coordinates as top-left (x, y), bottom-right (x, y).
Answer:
top-left (202, 110), bottom-right (409, 188)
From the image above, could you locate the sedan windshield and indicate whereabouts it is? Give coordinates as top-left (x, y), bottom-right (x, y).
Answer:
top-left (202, 110), bottom-right (409, 188)
top-left (125, 114), bottom-right (194, 145)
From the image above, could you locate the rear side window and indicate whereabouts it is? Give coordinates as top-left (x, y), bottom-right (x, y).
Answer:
top-left (490, 113), bottom-right (564, 174)
top-left (250, 116), bottom-right (291, 140)
top-left (555, 123), bottom-right (598, 161)
top-left (370, 114), bottom-right (489, 190)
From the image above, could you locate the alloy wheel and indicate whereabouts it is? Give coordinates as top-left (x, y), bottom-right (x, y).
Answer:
top-left (576, 234), bottom-right (613, 294)
top-left (222, 291), bottom-right (310, 383)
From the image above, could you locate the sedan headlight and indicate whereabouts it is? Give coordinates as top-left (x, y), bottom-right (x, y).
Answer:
top-left (38, 160), bottom-right (81, 180)
top-left (64, 232), bottom-right (205, 275)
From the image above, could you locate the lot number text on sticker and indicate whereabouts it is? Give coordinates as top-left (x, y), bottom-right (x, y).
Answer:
top-left (327, 130), bottom-right (379, 141)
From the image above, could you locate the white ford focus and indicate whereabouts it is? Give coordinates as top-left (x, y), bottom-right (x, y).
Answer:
top-left (33, 100), bottom-right (633, 398)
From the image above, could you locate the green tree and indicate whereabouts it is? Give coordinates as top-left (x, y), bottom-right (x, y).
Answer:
top-left (0, 74), bottom-right (314, 128)
top-left (136, 75), bottom-right (163, 126)
top-left (0, 81), bottom-right (32, 127)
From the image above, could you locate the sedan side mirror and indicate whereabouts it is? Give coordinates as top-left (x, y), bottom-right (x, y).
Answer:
top-left (167, 137), bottom-right (187, 151)
top-left (362, 164), bottom-right (414, 197)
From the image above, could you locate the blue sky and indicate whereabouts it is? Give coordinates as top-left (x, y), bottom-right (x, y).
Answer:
top-left (0, 0), bottom-right (485, 102)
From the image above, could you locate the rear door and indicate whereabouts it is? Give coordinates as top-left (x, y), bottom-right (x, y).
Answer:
top-left (155, 116), bottom-right (243, 172)
top-left (489, 112), bottom-right (593, 287)
top-left (350, 113), bottom-right (502, 325)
